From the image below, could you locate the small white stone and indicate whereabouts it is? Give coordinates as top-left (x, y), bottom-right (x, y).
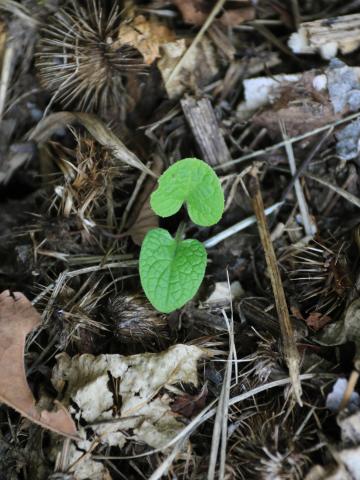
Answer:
top-left (54, 185), bottom-right (64, 197)
top-left (320, 42), bottom-right (338, 59)
top-left (312, 74), bottom-right (327, 91)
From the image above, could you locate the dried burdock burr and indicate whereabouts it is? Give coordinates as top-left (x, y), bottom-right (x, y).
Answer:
top-left (36, 0), bottom-right (147, 114)
top-left (50, 281), bottom-right (109, 354)
top-left (287, 237), bottom-right (352, 317)
top-left (227, 409), bottom-right (316, 480)
top-left (108, 294), bottom-right (170, 345)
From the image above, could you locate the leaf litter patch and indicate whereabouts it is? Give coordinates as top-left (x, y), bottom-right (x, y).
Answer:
top-left (3, 1), bottom-right (360, 478)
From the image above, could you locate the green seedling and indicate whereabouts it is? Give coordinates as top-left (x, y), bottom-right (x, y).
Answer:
top-left (139, 158), bottom-right (224, 313)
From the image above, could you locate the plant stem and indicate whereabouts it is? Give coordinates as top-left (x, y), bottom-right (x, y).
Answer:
top-left (175, 222), bottom-right (186, 242)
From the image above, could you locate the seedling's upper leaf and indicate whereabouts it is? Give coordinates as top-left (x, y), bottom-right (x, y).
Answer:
top-left (150, 158), bottom-right (224, 227)
top-left (139, 228), bottom-right (207, 313)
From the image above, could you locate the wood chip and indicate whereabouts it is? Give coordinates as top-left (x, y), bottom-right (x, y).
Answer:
top-left (181, 97), bottom-right (231, 166)
top-left (289, 13), bottom-right (360, 59)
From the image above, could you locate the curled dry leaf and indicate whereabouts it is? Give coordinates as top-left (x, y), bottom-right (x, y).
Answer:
top-left (116, 15), bottom-right (175, 65)
top-left (26, 112), bottom-right (155, 178)
top-left (0, 290), bottom-right (77, 439)
top-left (317, 298), bottom-right (360, 368)
top-left (305, 312), bottom-right (332, 331)
top-left (171, 384), bottom-right (208, 418)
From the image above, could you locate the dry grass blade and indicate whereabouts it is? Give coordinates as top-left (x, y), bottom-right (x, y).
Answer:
top-left (148, 440), bottom-right (186, 480)
top-left (0, 43), bottom-right (14, 121)
top-left (280, 121), bottom-right (315, 237)
top-left (249, 168), bottom-right (302, 404)
top-left (305, 173), bottom-right (360, 209)
top-left (28, 112), bottom-right (156, 177)
top-left (207, 312), bottom-right (233, 480)
top-left (204, 202), bottom-right (283, 248)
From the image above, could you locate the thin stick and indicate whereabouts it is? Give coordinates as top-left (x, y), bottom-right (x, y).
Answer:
top-left (305, 173), bottom-right (360, 209)
top-left (165, 0), bottom-right (226, 88)
top-left (214, 111), bottom-right (360, 171)
top-left (203, 202), bottom-right (283, 248)
top-left (249, 168), bottom-right (302, 404)
top-left (280, 129), bottom-right (333, 203)
top-left (339, 369), bottom-right (359, 411)
top-left (280, 121), bottom-right (314, 237)
top-left (207, 310), bottom-right (233, 480)
top-left (148, 440), bottom-right (186, 480)
top-left (0, 44), bottom-right (14, 121)
top-left (219, 310), bottom-right (234, 479)
top-left (291, 0), bottom-right (301, 29)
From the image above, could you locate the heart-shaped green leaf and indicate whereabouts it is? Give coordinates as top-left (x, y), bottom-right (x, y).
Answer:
top-left (139, 228), bottom-right (207, 313)
top-left (150, 158), bottom-right (224, 227)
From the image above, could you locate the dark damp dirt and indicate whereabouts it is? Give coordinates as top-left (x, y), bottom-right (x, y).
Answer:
top-left (1, 1), bottom-right (360, 479)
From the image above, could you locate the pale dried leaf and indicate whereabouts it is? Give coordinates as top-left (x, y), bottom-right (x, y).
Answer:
top-left (158, 37), bottom-right (219, 98)
top-left (67, 443), bottom-right (112, 480)
top-left (0, 290), bottom-right (77, 439)
top-left (205, 281), bottom-right (244, 305)
top-left (52, 344), bottom-right (207, 449)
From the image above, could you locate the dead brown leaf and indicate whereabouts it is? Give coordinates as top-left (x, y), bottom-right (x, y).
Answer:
top-left (171, 384), bottom-right (208, 418)
top-left (116, 15), bottom-right (175, 65)
top-left (0, 290), bottom-right (78, 439)
top-left (305, 312), bottom-right (332, 331)
top-left (171, 0), bottom-right (255, 27)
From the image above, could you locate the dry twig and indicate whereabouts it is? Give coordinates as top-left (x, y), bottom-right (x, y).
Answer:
top-left (249, 168), bottom-right (302, 404)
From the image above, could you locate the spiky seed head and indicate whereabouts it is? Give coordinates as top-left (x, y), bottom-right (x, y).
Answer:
top-left (287, 238), bottom-right (352, 317)
top-left (108, 294), bottom-right (169, 344)
top-left (36, 0), bottom-right (147, 113)
top-left (228, 411), bottom-right (313, 480)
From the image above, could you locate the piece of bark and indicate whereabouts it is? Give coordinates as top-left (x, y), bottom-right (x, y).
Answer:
top-left (181, 97), bottom-right (231, 166)
top-left (208, 23), bottom-right (236, 61)
top-left (0, 290), bottom-right (78, 439)
top-left (289, 13), bottom-right (360, 59)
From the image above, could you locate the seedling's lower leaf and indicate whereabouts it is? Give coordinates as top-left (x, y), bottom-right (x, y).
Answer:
top-left (150, 158), bottom-right (224, 227)
top-left (139, 228), bottom-right (207, 313)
